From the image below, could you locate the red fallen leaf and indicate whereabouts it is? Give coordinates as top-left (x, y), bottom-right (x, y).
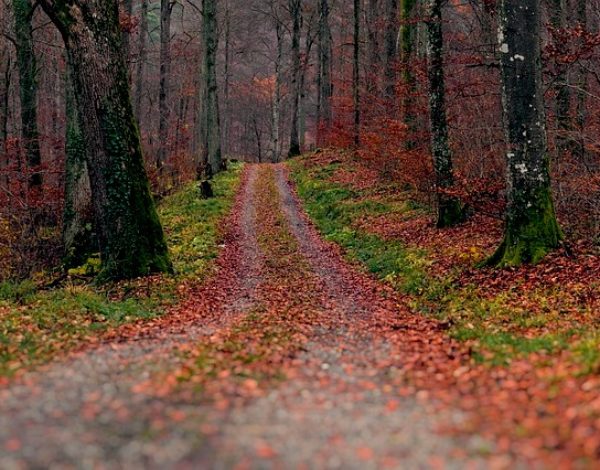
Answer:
top-left (356, 446), bottom-right (374, 460)
top-left (255, 442), bottom-right (277, 458)
top-left (4, 438), bottom-right (21, 452)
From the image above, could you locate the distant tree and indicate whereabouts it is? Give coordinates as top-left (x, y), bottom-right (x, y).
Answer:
top-left (39, 0), bottom-right (172, 280)
top-left (487, 0), bottom-right (562, 266)
top-left (158, 0), bottom-right (173, 174)
top-left (352, 0), bottom-right (360, 148)
top-left (13, 0), bottom-right (42, 187)
top-left (383, 0), bottom-right (398, 104)
top-left (134, 0), bottom-right (149, 124)
top-left (317, 0), bottom-right (332, 140)
top-left (199, 0), bottom-right (223, 181)
top-left (426, 0), bottom-right (463, 228)
top-left (288, 0), bottom-right (302, 157)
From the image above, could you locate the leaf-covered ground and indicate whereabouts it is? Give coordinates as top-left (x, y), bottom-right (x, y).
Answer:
top-left (290, 150), bottom-right (600, 466)
top-left (0, 164), bottom-right (242, 380)
top-left (0, 160), bottom-right (599, 468)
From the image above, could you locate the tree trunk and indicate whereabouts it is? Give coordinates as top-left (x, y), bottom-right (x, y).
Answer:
top-left (399, 0), bottom-right (417, 148)
top-left (426, 0), bottom-right (463, 228)
top-left (353, 0), bottom-right (361, 148)
top-left (39, 0), bottom-right (172, 280)
top-left (366, 0), bottom-right (380, 95)
top-left (158, 0), bottom-right (172, 174)
top-left (383, 0), bottom-right (398, 104)
top-left (288, 0), bottom-right (302, 158)
top-left (549, 0), bottom-right (572, 159)
top-left (271, 18), bottom-right (283, 162)
top-left (0, 47), bottom-right (10, 168)
top-left (317, 0), bottom-right (333, 141)
top-left (223, 0), bottom-right (231, 157)
top-left (199, 0), bottom-right (222, 177)
top-left (121, 0), bottom-right (134, 59)
top-left (13, 0), bottom-right (42, 188)
top-left (488, 0), bottom-right (562, 267)
top-left (134, 0), bottom-right (149, 125)
top-left (63, 66), bottom-right (94, 268)
top-left (573, 0), bottom-right (587, 159)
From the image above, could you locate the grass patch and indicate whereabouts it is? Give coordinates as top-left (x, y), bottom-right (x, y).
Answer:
top-left (289, 155), bottom-right (597, 369)
top-left (0, 164), bottom-right (243, 377)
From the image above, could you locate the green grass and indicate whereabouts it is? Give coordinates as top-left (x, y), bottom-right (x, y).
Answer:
top-left (0, 164), bottom-right (243, 377)
top-left (289, 156), bottom-right (596, 369)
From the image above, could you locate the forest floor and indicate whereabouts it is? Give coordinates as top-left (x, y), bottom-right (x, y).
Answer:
top-left (0, 158), bottom-right (599, 468)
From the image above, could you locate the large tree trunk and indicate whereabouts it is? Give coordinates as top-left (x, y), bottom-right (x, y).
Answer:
top-left (158, 0), bottom-right (172, 174)
top-left (317, 0), bottom-right (332, 142)
top-left (63, 67), bottom-right (94, 268)
top-left (288, 0), bottom-right (302, 158)
top-left (13, 0), bottom-right (42, 188)
top-left (134, 0), bottom-right (149, 125)
top-left (353, 0), bottom-right (361, 148)
top-left (488, 0), bottom-right (562, 267)
top-left (199, 0), bottom-right (222, 178)
top-left (383, 0), bottom-right (398, 104)
top-left (426, 0), bottom-right (463, 228)
top-left (40, 0), bottom-right (172, 280)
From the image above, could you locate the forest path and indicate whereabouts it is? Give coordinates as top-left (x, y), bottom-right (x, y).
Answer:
top-left (0, 164), bottom-right (496, 469)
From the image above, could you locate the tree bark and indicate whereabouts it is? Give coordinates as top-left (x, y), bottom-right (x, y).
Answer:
top-left (488, 0), bottom-right (562, 267)
top-left (399, 0), bottom-right (417, 148)
top-left (63, 66), bottom-right (94, 268)
top-left (0, 47), bottom-right (10, 169)
top-left (158, 0), bottom-right (172, 174)
top-left (426, 0), bottom-right (463, 228)
top-left (39, 0), bottom-right (172, 280)
top-left (270, 17), bottom-right (283, 162)
top-left (548, 0), bottom-right (572, 159)
top-left (199, 0), bottom-right (222, 177)
top-left (288, 0), bottom-right (302, 157)
top-left (366, 0), bottom-right (380, 95)
top-left (353, 0), bottom-right (361, 148)
top-left (317, 0), bottom-right (333, 141)
top-left (13, 0), bottom-right (42, 188)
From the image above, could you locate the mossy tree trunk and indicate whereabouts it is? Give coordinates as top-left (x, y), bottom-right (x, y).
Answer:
top-left (39, 0), bottom-right (172, 280)
top-left (399, 0), bottom-right (417, 149)
top-left (13, 0), bottom-right (42, 188)
top-left (63, 66), bottom-right (95, 268)
top-left (488, 0), bottom-right (562, 267)
top-left (426, 0), bottom-right (463, 228)
top-left (288, 0), bottom-right (302, 158)
top-left (199, 0), bottom-right (222, 178)
top-left (317, 0), bottom-right (333, 142)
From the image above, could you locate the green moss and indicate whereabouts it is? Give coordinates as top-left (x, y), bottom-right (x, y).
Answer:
top-left (0, 164), bottom-right (242, 377)
top-left (487, 186), bottom-right (562, 267)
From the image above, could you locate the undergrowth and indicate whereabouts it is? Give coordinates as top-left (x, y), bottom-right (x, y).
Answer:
top-left (289, 154), bottom-right (598, 372)
top-left (0, 164), bottom-right (243, 378)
